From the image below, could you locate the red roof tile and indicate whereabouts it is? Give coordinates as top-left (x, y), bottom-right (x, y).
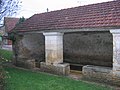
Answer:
top-left (14, 0), bottom-right (120, 32)
top-left (4, 17), bottom-right (19, 32)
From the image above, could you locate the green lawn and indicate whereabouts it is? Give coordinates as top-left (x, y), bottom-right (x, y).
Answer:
top-left (0, 49), bottom-right (13, 62)
top-left (0, 49), bottom-right (12, 89)
top-left (5, 67), bottom-right (112, 90)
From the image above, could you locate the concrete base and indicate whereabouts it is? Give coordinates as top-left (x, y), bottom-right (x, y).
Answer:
top-left (82, 65), bottom-right (120, 86)
top-left (40, 62), bottom-right (70, 76)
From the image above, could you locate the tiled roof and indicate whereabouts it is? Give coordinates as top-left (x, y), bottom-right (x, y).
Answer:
top-left (14, 0), bottom-right (120, 32)
top-left (4, 17), bottom-right (19, 32)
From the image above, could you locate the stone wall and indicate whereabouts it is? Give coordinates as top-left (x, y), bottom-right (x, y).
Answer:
top-left (14, 31), bottom-right (113, 68)
top-left (14, 33), bottom-right (45, 68)
top-left (82, 65), bottom-right (120, 86)
top-left (40, 62), bottom-right (70, 76)
top-left (63, 31), bottom-right (113, 67)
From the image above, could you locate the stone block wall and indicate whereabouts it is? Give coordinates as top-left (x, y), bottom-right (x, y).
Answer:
top-left (16, 59), bottom-right (35, 69)
top-left (14, 31), bottom-right (113, 68)
top-left (64, 31), bottom-right (113, 67)
top-left (82, 65), bottom-right (112, 82)
top-left (82, 65), bottom-right (120, 86)
top-left (40, 62), bottom-right (70, 75)
top-left (13, 33), bottom-right (45, 68)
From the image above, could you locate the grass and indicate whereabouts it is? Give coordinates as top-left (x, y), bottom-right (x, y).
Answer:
top-left (0, 49), bottom-right (13, 62)
top-left (0, 49), bottom-right (12, 89)
top-left (4, 67), bottom-right (112, 90)
top-left (0, 49), bottom-right (13, 89)
top-left (0, 65), bottom-right (5, 90)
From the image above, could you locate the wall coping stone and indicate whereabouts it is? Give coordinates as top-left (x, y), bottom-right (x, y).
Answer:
top-left (110, 29), bottom-right (120, 34)
top-left (43, 32), bottom-right (64, 36)
top-left (83, 65), bottom-right (112, 73)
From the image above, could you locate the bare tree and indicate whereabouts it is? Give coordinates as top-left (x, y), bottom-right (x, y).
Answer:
top-left (0, 0), bottom-right (21, 24)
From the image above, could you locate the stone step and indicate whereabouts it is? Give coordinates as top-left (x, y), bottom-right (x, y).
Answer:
top-left (69, 70), bottom-right (83, 80)
top-left (70, 70), bottom-right (82, 75)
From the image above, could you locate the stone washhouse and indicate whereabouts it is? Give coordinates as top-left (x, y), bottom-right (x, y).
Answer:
top-left (10, 0), bottom-right (120, 86)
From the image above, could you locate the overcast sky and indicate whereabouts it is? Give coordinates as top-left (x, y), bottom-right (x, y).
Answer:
top-left (17, 0), bottom-right (113, 18)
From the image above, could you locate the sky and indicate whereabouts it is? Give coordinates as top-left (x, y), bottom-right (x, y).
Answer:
top-left (17, 0), bottom-right (113, 18)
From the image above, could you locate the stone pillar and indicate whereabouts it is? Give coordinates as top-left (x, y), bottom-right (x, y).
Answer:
top-left (41, 32), bottom-right (70, 75)
top-left (43, 32), bottom-right (64, 65)
top-left (110, 29), bottom-right (120, 77)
